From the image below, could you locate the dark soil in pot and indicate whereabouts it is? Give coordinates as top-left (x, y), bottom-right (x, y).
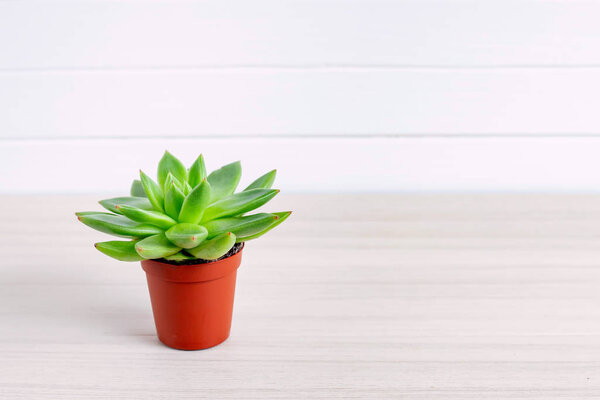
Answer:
top-left (155, 242), bottom-right (244, 266)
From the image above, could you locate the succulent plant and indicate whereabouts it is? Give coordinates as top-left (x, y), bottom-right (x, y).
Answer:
top-left (76, 151), bottom-right (291, 262)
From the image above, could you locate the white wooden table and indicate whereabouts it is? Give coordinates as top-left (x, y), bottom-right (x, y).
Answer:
top-left (1, 194), bottom-right (600, 399)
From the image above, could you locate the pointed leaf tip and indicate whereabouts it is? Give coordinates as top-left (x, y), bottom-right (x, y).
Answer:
top-left (135, 233), bottom-right (181, 259)
top-left (233, 210), bottom-right (291, 242)
top-left (187, 231), bottom-right (236, 259)
top-left (158, 151), bottom-right (187, 189)
top-left (201, 189), bottom-right (279, 221)
top-left (188, 154), bottom-right (207, 188)
top-left (243, 169), bottom-right (277, 191)
top-left (140, 170), bottom-right (165, 212)
top-left (100, 196), bottom-right (153, 214)
top-left (207, 161), bottom-right (242, 202)
top-left (76, 212), bottom-right (163, 238)
top-left (95, 240), bottom-right (144, 261)
top-left (165, 223), bottom-right (208, 249)
top-left (203, 213), bottom-right (278, 239)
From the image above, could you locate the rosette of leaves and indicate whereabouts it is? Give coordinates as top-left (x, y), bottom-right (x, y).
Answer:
top-left (76, 151), bottom-right (291, 262)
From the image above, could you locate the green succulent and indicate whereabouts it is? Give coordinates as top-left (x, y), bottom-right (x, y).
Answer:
top-left (76, 151), bottom-right (291, 262)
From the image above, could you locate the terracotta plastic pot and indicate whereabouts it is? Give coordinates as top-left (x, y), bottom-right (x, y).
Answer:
top-left (141, 245), bottom-right (243, 350)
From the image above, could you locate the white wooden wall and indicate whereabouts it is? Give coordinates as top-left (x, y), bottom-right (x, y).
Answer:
top-left (3, 1), bottom-right (600, 193)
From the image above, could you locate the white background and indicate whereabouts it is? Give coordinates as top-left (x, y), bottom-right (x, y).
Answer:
top-left (3, 0), bottom-right (600, 193)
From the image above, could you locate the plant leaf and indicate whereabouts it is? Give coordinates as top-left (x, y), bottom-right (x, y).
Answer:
top-left (157, 151), bottom-right (187, 190)
top-left (236, 211), bottom-right (291, 242)
top-left (188, 154), bottom-right (207, 188)
top-left (163, 252), bottom-right (196, 262)
top-left (164, 182), bottom-right (185, 220)
top-left (164, 172), bottom-right (185, 192)
top-left (201, 188), bottom-right (279, 222)
top-left (99, 196), bottom-right (153, 215)
top-left (203, 213), bottom-right (278, 239)
top-left (179, 180), bottom-right (211, 224)
top-left (135, 233), bottom-right (181, 259)
top-left (243, 169), bottom-right (276, 191)
top-left (140, 170), bottom-right (164, 212)
top-left (183, 181), bottom-right (192, 195)
top-left (187, 232), bottom-right (236, 260)
top-left (116, 204), bottom-right (176, 229)
top-left (207, 161), bottom-right (241, 202)
top-left (76, 211), bottom-right (101, 216)
top-left (130, 180), bottom-right (147, 197)
top-left (95, 240), bottom-right (143, 261)
top-left (165, 223), bottom-right (208, 249)
top-left (76, 212), bottom-right (162, 238)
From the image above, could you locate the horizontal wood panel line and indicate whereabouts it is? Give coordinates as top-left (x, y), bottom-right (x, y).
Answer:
top-left (5, 137), bottom-right (600, 193)
top-left (6, 65), bottom-right (600, 73)
top-left (7, 134), bottom-right (600, 142)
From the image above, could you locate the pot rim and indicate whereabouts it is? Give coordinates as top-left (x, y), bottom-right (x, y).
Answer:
top-left (141, 243), bottom-right (244, 283)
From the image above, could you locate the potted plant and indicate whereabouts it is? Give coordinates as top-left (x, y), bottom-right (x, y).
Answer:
top-left (76, 151), bottom-right (291, 350)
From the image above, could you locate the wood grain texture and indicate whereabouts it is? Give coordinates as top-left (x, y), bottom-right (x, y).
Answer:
top-left (1, 194), bottom-right (600, 399)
